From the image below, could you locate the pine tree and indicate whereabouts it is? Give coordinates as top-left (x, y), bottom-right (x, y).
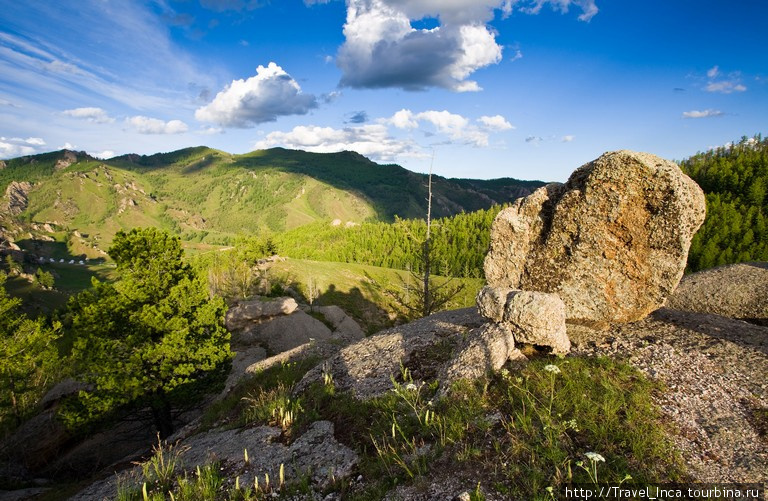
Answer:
top-left (0, 273), bottom-right (60, 429)
top-left (66, 228), bottom-right (231, 437)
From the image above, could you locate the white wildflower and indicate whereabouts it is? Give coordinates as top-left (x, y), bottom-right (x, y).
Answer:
top-left (405, 383), bottom-right (418, 391)
top-left (544, 364), bottom-right (561, 374)
top-left (585, 452), bottom-right (605, 463)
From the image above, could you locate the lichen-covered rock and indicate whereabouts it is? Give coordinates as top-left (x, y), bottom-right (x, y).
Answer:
top-left (476, 286), bottom-right (570, 354)
top-left (39, 378), bottom-right (91, 410)
top-left (439, 323), bottom-right (523, 387)
top-left (225, 297), bottom-right (298, 331)
top-left (174, 421), bottom-right (357, 491)
top-left (0, 409), bottom-right (71, 472)
top-left (68, 421), bottom-right (358, 501)
top-left (312, 305), bottom-right (365, 342)
top-left (484, 150), bottom-right (706, 328)
top-left (54, 150), bottom-right (78, 170)
top-left (476, 286), bottom-right (515, 323)
top-left (504, 290), bottom-right (570, 354)
top-left (244, 310), bottom-right (333, 354)
top-left (296, 308), bottom-right (484, 399)
top-left (4, 181), bottom-right (32, 216)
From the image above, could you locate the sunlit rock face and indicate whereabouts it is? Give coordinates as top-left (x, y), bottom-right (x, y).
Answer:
top-left (484, 150), bottom-right (706, 329)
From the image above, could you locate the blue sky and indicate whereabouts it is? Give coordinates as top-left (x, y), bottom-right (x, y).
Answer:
top-left (0, 0), bottom-right (766, 181)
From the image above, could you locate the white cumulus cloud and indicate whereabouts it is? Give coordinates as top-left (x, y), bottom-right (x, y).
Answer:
top-left (478, 115), bottom-right (514, 131)
top-left (62, 107), bottom-right (115, 124)
top-left (127, 116), bottom-right (189, 134)
top-left (335, 0), bottom-right (597, 92)
top-left (195, 62), bottom-right (318, 127)
top-left (255, 107), bottom-right (514, 163)
top-left (337, 0), bottom-right (502, 92)
top-left (254, 124), bottom-right (419, 162)
top-left (0, 136), bottom-right (47, 158)
top-left (386, 109), bottom-right (513, 146)
top-left (89, 150), bottom-right (116, 159)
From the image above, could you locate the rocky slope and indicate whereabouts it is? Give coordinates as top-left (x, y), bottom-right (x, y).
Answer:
top-left (36, 262), bottom-right (765, 501)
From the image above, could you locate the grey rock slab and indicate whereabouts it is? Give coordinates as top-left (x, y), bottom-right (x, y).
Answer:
top-left (667, 262), bottom-right (768, 324)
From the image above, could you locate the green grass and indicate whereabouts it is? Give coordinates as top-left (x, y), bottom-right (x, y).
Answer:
top-left (485, 358), bottom-right (684, 498)
top-left (71, 330), bottom-right (683, 501)
top-left (198, 354), bottom-right (684, 500)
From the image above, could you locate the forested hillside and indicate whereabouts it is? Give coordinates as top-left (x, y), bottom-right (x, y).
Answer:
top-left (270, 206), bottom-right (503, 278)
top-left (681, 135), bottom-right (768, 271)
top-left (0, 147), bottom-right (542, 252)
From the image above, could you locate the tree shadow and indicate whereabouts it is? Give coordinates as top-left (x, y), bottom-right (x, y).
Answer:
top-left (315, 284), bottom-right (394, 335)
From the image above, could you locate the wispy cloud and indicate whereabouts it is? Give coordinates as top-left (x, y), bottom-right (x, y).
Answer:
top-left (346, 111), bottom-right (369, 124)
top-left (0, 2), bottom-right (217, 114)
top-left (704, 65), bottom-right (747, 94)
top-left (682, 109), bottom-right (724, 119)
top-left (525, 134), bottom-right (574, 145)
top-left (519, 0), bottom-right (599, 21)
top-left (195, 62), bottom-right (318, 127)
top-left (199, 0), bottom-right (267, 12)
top-left (526, 135), bottom-right (543, 144)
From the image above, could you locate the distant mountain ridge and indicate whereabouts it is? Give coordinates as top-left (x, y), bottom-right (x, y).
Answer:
top-left (0, 146), bottom-right (544, 252)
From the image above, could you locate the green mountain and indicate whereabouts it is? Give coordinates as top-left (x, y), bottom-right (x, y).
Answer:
top-left (0, 147), bottom-right (543, 256)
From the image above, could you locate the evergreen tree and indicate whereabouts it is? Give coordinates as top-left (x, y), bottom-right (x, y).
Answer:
top-left (35, 268), bottom-right (55, 290)
top-left (67, 228), bottom-right (231, 437)
top-left (681, 134), bottom-right (768, 272)
top-left (4, 255), bottom-right (22, 276)
top-left (0, 272), bottom-right (60, 430)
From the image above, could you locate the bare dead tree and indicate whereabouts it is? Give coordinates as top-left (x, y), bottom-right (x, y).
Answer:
top-left (384, 150), bottom-right (465, 320)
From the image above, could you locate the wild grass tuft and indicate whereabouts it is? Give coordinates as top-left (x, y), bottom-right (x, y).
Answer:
top-left (118, 355), bottom-right (684, 501)
top-left (199, 357), bottom-right (318, 430)
top-left (486, 357), bottom-right (684, 498)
